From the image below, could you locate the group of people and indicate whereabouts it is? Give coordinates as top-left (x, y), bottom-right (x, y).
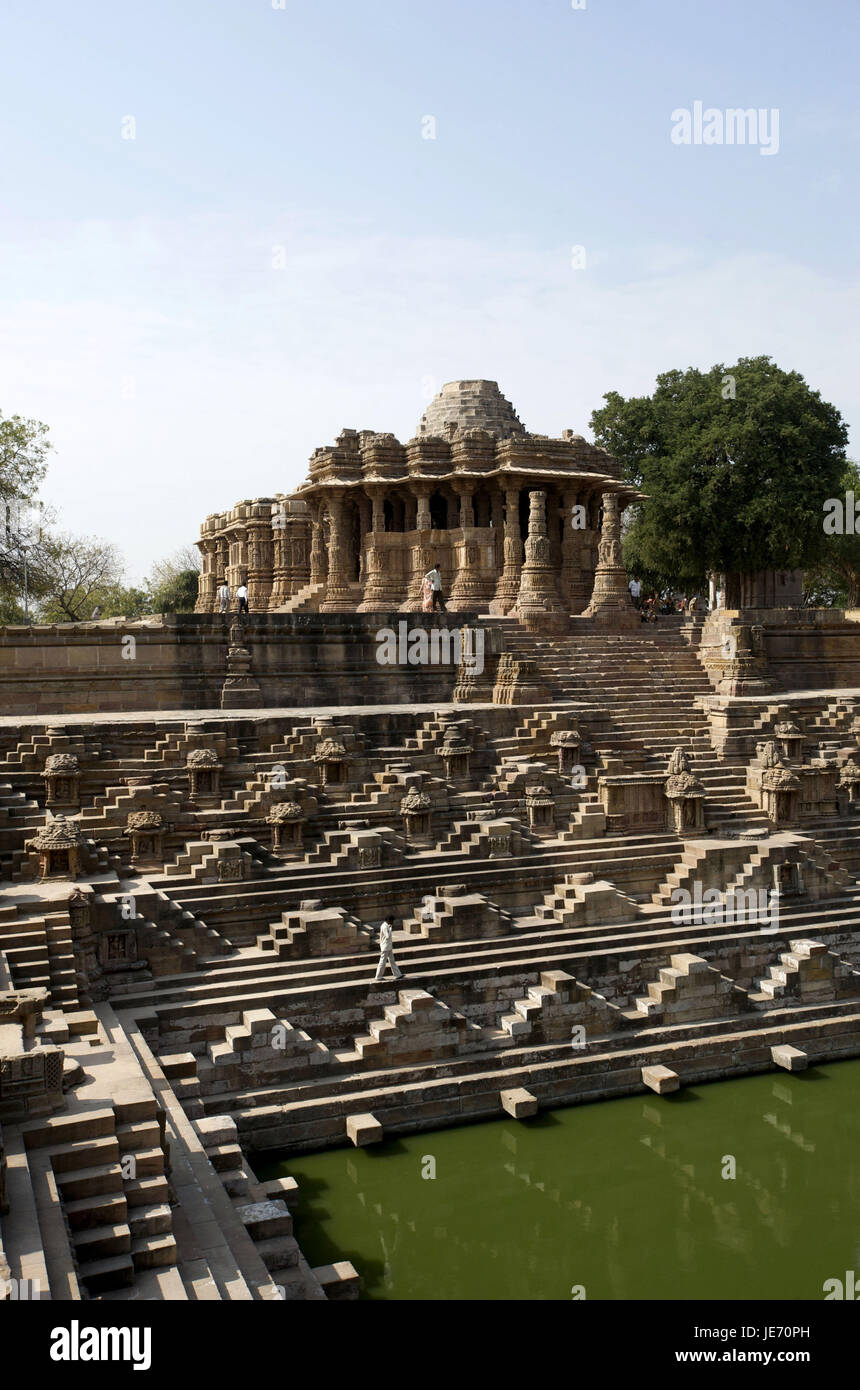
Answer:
top-left (628, 579), bottom-right (700, 622)
top-left (213, 567), bottom-right (446, 619)
top-left (217, 579), bottom-right (249, 616)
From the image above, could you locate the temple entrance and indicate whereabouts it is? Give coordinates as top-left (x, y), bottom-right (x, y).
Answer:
top-left (429, 492), bottom-right (449, 530)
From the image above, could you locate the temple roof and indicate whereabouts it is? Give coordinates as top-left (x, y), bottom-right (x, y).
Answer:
top-left (417, 381), bottom-right (526, 441)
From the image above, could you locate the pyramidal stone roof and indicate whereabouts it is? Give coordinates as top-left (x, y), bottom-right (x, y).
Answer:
top-left (417, 380), bottom-right (526, 441)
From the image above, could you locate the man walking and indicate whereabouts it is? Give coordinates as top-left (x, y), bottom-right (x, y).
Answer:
top-left (374, 917), bottom-right (403, 981)
top-left (235, 581), bottom-right (249, 616)
top-left (217, 579), bottom-right (230, 614)
top-left (423, 562), bottom-right (447, 613)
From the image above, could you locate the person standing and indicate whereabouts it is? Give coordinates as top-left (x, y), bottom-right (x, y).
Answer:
top-left (421, 570), bottom-right (435, 612)
top-left (217, 579), bottom-right (230, 614)
top-left (235, 581), bottom-right (249, 616)
top-left (423, 563), bottom-right (447, 613)
top-left (374, 917), bottom-right (403, 981)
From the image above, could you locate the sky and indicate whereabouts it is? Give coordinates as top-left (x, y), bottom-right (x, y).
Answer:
top-left (1, 0), bottom-right (858, 580)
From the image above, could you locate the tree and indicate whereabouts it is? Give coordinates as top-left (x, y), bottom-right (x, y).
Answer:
top-left (803, 462), bottom-right (860, 608)
top-left (590, 357), bottom-right (849, 596)
top-left (146, 545), bottom-right (201, 613)
top-left (0, 412), bottom-right (52, 594)
top-left (35, 534), bottom-right (126, 622)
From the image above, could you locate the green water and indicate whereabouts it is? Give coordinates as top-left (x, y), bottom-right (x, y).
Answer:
top-left (256, 1060), bottom-right (860, 1300)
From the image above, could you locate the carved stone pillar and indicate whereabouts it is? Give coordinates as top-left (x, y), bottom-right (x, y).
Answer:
top-left (195, 538), bottom-right (217, 612)
top-left (309, 503), bottom-right (327, 586)
top-left (321, 491), bottom-right (354, 611)
top-left (359, 487), bottom-right (400, 609)
top-left (490, 488), bottom-right (504, 571)
top-left (285, 512), bottom-right (311, 598)
top-left (491, 484), bottom-right (522, 614)
top-left (215, 537), bottom-right (229, 592)
top-left (583, 492), bottom-right (639, 628)
top-left (247, 514), bottom-right (273, 612)
top-left (456, 486), bottom-right (474, 529)
top-left (269, 504), bottom-right (289, 607)
top-left (513, 490), bottom-right (567, 631)
top-left (226, 527), bottom-right (246, 594)
top-left (403, 484), bottom-right (434, 610)
top-left (356, 494), bottom-right (372, 588)
top-left (449, 483), bottom-right (485, 608)
top-left (415, 485), bottom-right (431, 534)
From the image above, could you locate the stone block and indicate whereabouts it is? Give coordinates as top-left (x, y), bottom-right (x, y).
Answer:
top-left (193, 1115), bottom-right (237, 1148)
top-left (346, 1112), bottom-right (383, 1146)
top-left (641, 1065), bottom-right (680, 1094)
top-left (236, 1200), bottom-right (293, 1240)
top-left (313, 1260), bottom-right (360, 1300)
top-left (771, 1044), bottom-right (808, 1072)
top-left (500, 1087), bottom-right (538, 1118)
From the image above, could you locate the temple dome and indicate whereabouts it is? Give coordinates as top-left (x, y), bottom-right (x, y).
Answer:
top-left (417, 380), bottom-right (526, 441)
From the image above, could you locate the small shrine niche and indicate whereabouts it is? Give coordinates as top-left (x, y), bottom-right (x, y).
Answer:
top-left (436, 727), bottom-right (473, 782)
top-left (759, 741), bottom-right (800, 825)
top-left (126, 809), bottom-right (166, 868)
top-left (26, 815), bottom-right (84, 881)
top-left (98, 927), bottom-right (142, 975)
top-left (267, 800), bottom-right (305, 857)
top-left (486, 824), bottom-right (513, 858)
top-left (664, 747), bottom-right (706, 835)
top-left (838, 757), bottom-right (860, 809)
top-left (773, 860), bottom-right (803, 897)
top-left (400, 785), bottom-right (433, 846)
top-left (773, 721), bottom-right (804, 763)
top-left (186, 748), bottom-right (222, 806)
top-left (551, 729), bottom-right (583, 776)
top-left (525, 783), bottom-right (556, 836)
top-left (313, 737), bottom-right (350, 788)
top-left (42, 753), bottom-right (81, 810)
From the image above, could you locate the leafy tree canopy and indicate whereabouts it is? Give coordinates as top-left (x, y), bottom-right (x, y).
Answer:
top-left (590, 356), bottom-right (848, 592)
top-left (146, 546), bottom-right (201, 613)
top-left (803, 461), bottom-right (860, 608)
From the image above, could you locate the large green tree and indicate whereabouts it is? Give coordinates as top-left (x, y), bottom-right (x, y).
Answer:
top-left (590, 357), bottom-right (848, 596)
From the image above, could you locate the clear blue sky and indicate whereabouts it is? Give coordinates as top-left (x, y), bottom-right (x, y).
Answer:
top-left (1, 0), bottom-right (858, 577)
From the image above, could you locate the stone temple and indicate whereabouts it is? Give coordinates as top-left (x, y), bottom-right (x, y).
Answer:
top-left (194, 380), bottom-right (640, 624)
top-left (2, 378), bottom-right (860, 1303)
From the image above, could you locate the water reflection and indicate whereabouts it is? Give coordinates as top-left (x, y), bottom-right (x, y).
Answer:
top-left (254, 1060), bottom-right (860, 1300)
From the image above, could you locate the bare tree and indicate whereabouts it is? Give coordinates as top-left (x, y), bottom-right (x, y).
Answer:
top-left (36, 534), bottom-right (125, 621)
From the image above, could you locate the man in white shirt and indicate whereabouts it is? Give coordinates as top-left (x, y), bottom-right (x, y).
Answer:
top-left (374, 917), bottom-right (403, 981)
top-left (236, 582), bottom-right (249, 616)
top-left (423, 563), bottom-right (447, 613)
top-left (217, 580), bottom-right (230, 614)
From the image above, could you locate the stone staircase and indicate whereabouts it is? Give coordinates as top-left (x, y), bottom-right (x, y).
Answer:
top-left (351, 988), bottom-right (482, 1066)
top-left (275, 582), bottom-right (327, 614)
top-left (23, 1097), bottom-right (175, 1295)
top-left (494, 623), bottom-right (770, 833)
top-left (0, 903), bottom-right (79, 1007)
top-left (499, 969), bottom-right (622, 1043)
top-left (750, 939), bottom-right (860, 1009)
top-left (536, 874), bottom-right (640, 927)
top-left (625, 952), bottom-right (740, 1023)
